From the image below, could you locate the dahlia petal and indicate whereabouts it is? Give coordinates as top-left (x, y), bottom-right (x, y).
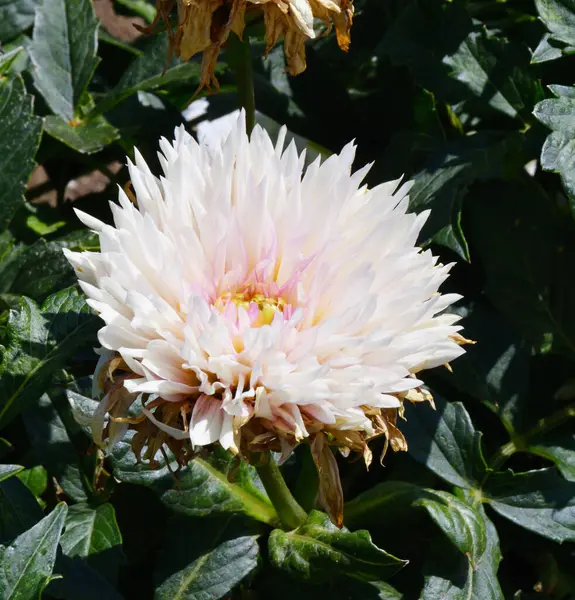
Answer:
top-left (219, 412), bottom-right (235, 450)
top-left (73, 208), bottom-right (106, 232)
top-left (92, 348), bottom-right (116, 397)
top-left (91, 391), bottom-right (112, 448)
top-left (190, 395), bottom-right (224, 446)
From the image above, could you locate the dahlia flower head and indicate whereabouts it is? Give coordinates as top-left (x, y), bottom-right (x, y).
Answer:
top-left (65, 115), bottom-right (467, 466)
top-left (146, 0), bottom-right (353, 90)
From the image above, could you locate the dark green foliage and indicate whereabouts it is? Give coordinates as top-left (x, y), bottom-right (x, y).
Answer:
top-left (0, 0), bottom-right (575, 598)
top-left (0, 76), bottom-right (42, 232)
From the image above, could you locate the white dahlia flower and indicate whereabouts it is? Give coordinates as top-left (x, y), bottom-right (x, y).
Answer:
top-left (65, 115), bottom-right (467, 465)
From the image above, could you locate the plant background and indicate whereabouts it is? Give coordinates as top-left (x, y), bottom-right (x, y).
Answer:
top-left (1, 0), bottom-right (575, 598)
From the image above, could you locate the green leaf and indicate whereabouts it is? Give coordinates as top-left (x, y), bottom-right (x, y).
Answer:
top-left (408, 133), bottom-right (526, 259)
top-left (0, 478), bottom-right (43, 543)
top-left (344, 481), bottom-right (426, 529)
top-left (485, 468), bottom-right (575, 542)
top-left (418, 493), bottom-right (503, 600)
top-left (438, 301), bottom-right (530, 433)
top-left (0, 0), bottom-right (40, 43)
top-left (444, 31), bottom-right (540, 120)
top-left (0, 47), bottom-right (23, 75)
top-left (426, 189), bottom-right (469, 261)
top-left (529, 434), bottom-right (575, 481)
top-left (535, 0), bottom-right (575, 47)
top-left (111, 434), bottom-right (278, 525)
top-left (162, 449), bottom-right (278, 526)
top-left (380, 2), bottom-right (541, 120)
top-left (398, 395), bottom-right (487, 489)
top-left (43, 90), bottom-right (119, 154)
top-left (539, 129), bottom-right (575, 207)
top-left (54, 229), bottom-right (100, 252)
top-left (0, 286), bottom-right (99, 428)
top-left (26, 215), bottom-right (66, 236)
top-left (353, 581), bottom-right (403, 600)
top-left (44, 113), bottom-right (119, 154)
top-left (467, 179), bottom-right (575, 355)
top-left (534, 86), bottom-right (575, 214)
top-left (531, 34), bottom-right (564, 63)
top-left (29, 0), bottom-right (100, 121)
top-left (102, 88), bottom-right (185, 145)
top-left (345, 484), bottom-right (502, 599)
top-left (416, 491), bottom-right (487, 560)
top-left (0, 230), bottom-right (22, 270)
top-left (1, 36), bottom-right (31, 74)
top-left (253, 48), bottom-right (305, 128)
top-left (0, 76), bottom-right (42, 232)
top-left (379, 1), bottom-right (471, 97)
top-left (108, 431), bottom-right (176, 492)
top-left (16, 466), bottom-right (47, 498)
top-left (154, 516), bottom-right (260, 600)
top-left (24, 392), bottom-right (95, 502)
top-left (0, 503), bottom-right (67, 599)
top-left (60, 503), bottom-right (124, 584)
top-left (269, 510), bottom-right (406, 583)
top-left (97, 32), bottom-right (213, 113)
top-left (0, 238), bottom-right (76, 301)
top-left (0, 465), bottom-right (23, 483)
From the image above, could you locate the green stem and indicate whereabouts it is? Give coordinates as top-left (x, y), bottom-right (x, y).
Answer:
top-left (479, 440), bottom-right (518, 489)
top-left (489, 440), bottom-right (518, 473)
top-left (483, 401), bottom-right (575, 483)
top-left (524, 402), bottom-right (575, 441)
top-left (255, 453), bottom-right (307, 530)
top-left (227, 32), bottom-right (255, 136)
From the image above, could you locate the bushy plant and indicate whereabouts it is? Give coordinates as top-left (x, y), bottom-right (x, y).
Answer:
top-left (0, 1), bottom-right (575, 598)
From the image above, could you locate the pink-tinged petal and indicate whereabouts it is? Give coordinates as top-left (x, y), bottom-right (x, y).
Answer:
top-left (190, 395), bottom-right (224, 446)
top-left (303, 403), bottom-right (336, 424)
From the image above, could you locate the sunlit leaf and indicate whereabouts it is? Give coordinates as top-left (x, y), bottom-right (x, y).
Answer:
top-left (0, 76), bottom-right (42, 232)
top-left (0, 503), bottom-right (67, 599)
top-left (29, 0), bottom-right (99, 120)
top-left (269, 510), bottom-right (406, 582)
top-left (0, 287), bottom-right (99, 427)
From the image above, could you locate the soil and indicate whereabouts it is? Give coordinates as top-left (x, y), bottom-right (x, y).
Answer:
top-left (93, 0), bottom-right (145, 42)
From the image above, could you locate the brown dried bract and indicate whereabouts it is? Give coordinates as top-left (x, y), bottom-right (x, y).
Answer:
top-left (139, 0), bottom-right (354, 92)
top-left (311, 433), bottom-right (344, 528)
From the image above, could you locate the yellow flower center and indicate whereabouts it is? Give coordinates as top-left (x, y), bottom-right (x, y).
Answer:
top-left (215, 292), bottom-right (286, 327)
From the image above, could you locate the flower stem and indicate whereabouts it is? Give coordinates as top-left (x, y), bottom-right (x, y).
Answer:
top-left (524, 401), bottom-right (575, 441)
top-left (255, 453), bottom-right (307, 530)
top-left (488, 440), bottom-right (518, 472)
top-left (482, 401), bottom-right (575, 485)
top-left (227, 32), bottom-right (255, 136)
